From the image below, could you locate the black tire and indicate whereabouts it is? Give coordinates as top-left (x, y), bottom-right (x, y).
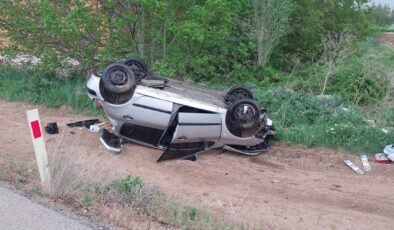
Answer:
top-left (102, 63), bottom-right (136, 94)
top-left (123, 57), bottom-right (148, 80)
top-left (226, 99), bottom-right (260, 130)
top-left (225, 86), bottom-right (253, 104)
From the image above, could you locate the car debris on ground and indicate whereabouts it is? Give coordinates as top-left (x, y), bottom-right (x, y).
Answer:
top-left (99, 129), bottom-right (122, 153)
top-left (89, 122), bottom-right (106, 133)
top-left (360, 152), bottom-right (371, 171)
top-left (66, 119), bottom-right (100, 128)
top-left (342, 144), bottom-right (394, 173)
top-left (342, 156), bottom-right (365, 175)
top-left (383, 144), bottom-right (394, 161)
top-left (374, 153), bottom-right (391, 164)
top-left (85, 58), bottom-right (275, 161)
top-left (44, 122), bottom-right (59, 134)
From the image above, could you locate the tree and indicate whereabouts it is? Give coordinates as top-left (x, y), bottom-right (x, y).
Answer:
top-left (371, 3), bottom-right (393, 27)
top-left (318, 32), bottom-right (355, 95)
top-left (279, 0), bottom-right (371, 62)
top-left (252, 0), bottom-right (292, 67)
top-left (0, 0), bottom-right (250, 79)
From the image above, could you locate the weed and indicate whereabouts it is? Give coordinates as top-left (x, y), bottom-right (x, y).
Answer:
top-left (49, 157), bottom-right (86, 199)
top-left (31, 186), bottom-right (42, 195)
top-left (109, 175), bottom-right (143, 196)
top-left (146, 192), bottom-right (246, 229)
top-left (82, 195), bottom-right (93, 206)
top-left (188, 207), bottom-right (198, 221)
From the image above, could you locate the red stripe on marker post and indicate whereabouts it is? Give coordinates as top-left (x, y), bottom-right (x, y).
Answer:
top-left (30, 120), bottom-right (42, 139)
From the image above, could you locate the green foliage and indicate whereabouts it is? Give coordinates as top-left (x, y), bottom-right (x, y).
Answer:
top-left (0, 65), bottom-right (99, 115)
top-left (290, 40), bottom-right (393, 105)
top-left (188, 207), bottom-right (198, 221)
top-left (253, 0), bottom-right (293, 66)
top-left (0, 0), bottom-right (253, 80)
top-left (207, 65), bottom-right (289, 91)
top-left (82, 195), bottom-right (93, 207)
top-left (254, 89), bottom-right (394, 153)
top-left (110, 175), bottom-right (143, 195)
top-left (147, 193), bottom-right (247, 229)
top-left (371, 3), bottom-right (394, 28)
top-left (278, 0), bottom-right (373, 62)
top-left (31, 186), bottom-right (42, 195)
top-left (0, 0), bottom-right (380, 82)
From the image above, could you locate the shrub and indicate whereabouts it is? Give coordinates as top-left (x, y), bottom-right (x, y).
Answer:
top-left (109, 175), bottom-right (143, 196)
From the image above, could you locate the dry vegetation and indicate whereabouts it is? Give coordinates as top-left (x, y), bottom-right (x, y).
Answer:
top-left (0, 149), bottom-right (249, 230)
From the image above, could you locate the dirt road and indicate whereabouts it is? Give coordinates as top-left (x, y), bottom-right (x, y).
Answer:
top-left (380, 32), bottom-right (394, 49)
top-left (1, 100), bottom-right (393, 229)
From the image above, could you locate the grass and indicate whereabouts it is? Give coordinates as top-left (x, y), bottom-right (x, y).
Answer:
top-left (385, 24), bottom-right (394, 32)
top-left (0, 65), bottom-right (99, 115)
top-left (359, 39), bottom-right (394, 70)
top-left (0, 154), bottom-right (38, 189)
top-left (254, 89), bottom-right (394, 153)
top-left (107, 175), bottom-right (249, 229)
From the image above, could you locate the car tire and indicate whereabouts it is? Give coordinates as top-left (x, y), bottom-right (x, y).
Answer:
top-left (226, 99), bottom-right (260, 130)
top-left (123, 57), bottom-right (148, 81)
top-left (225, 86), bottom-right (253, 104)
top-left (102, 63), bottom-right (136, 94)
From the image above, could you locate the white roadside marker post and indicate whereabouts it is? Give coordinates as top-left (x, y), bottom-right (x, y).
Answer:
top-left (26, 109), bottom-right (51, 193)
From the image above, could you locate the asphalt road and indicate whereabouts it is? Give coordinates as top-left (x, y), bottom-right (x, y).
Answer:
top-left (0, 184), bottom-right (93, 230)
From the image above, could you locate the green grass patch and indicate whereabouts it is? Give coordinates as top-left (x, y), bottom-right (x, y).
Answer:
top-left (255, 89), bottom-right (393, 153)
top-left (0, 65), bottom-right (99, 115)
top-left (106, 175), bottom-right (248, 229)
top-left (385, 24), bottom-right (394, 31)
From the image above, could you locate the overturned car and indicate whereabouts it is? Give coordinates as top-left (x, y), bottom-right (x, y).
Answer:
top-left (86, 58), bottom-right (275, 161)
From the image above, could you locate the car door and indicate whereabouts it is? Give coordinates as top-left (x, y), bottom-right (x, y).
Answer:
top-left (118, 96), bottom-right (173, 146)
top-left (157, 112), bottom-right (222, 161)
top-left (171, 112), bottom-right (222, 144)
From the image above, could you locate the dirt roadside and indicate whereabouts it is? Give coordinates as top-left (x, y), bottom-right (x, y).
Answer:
top-left (380, 32), bottom-right (394, 49)
top-left (1, 100), bottom-right (393, 230)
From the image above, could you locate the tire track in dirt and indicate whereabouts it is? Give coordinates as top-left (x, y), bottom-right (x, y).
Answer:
top-left (1, 100), bottom-right (393, 229)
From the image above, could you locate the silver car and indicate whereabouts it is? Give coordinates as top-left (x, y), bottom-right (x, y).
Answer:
top-left (86, 58), bottom-right (275, 161)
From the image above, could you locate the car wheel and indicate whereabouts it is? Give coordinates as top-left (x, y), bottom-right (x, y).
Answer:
top-left (102, 63), bottom-right (136, 94)
top-left (226, 99), bottom-right (260, 130)
top-left (225, 86), bottom-right (253, 104)
top-left (123, 57), bottom-right (148, 81)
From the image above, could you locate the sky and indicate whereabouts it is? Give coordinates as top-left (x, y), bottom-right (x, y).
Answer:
top-left (372, 0), bottom-right (394, 8)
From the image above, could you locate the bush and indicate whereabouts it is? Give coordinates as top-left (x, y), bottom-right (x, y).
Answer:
top-left (327, 58), bottom-right (388, 105)
top-left (109, 175), bottom-right (143, 196)
top-left (291, 40), bottom-right (393, 105)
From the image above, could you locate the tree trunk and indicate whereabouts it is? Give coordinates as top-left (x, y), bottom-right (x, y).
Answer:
top-left (257, 29), bottom-right (265, 66)
top-left (163, 24), bottom-right (167, 58)
top-left (321, 61), bottom-right (333, 95)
